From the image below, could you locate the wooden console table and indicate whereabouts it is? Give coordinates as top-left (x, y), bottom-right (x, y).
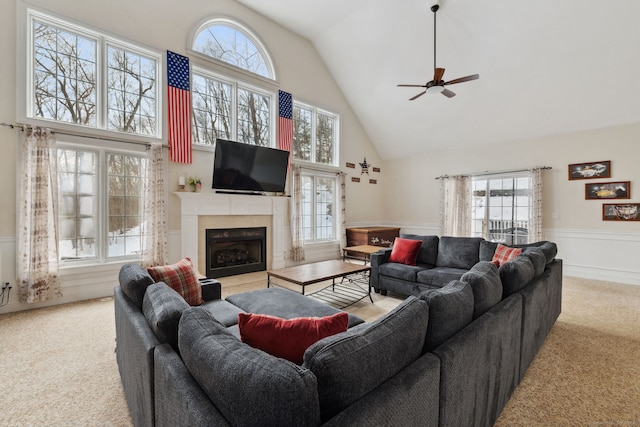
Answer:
top-left (346, 226), bottom-right (400, 247)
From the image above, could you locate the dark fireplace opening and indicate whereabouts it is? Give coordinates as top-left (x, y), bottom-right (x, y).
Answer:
top-left (206, 227), bottom-right (266, 278)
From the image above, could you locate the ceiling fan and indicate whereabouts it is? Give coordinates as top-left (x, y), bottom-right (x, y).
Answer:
top-left (398, 2), bottom-right (479, 100)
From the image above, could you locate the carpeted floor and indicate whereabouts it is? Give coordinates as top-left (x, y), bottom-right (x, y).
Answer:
top-left (0, 275), bottom-right (638, 426)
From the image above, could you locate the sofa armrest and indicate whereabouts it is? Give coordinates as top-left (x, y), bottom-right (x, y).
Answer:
top-left (200, 278), bottom-right (221, 301)
top-left (369, 248), bottom-right (392, 289)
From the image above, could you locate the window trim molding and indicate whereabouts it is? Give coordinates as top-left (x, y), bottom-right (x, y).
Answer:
top-left (17, 3), bottom-right (164, 145)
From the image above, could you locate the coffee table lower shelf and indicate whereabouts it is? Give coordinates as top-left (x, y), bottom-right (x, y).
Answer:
top-left (309, 279), bottom-right (370, 309)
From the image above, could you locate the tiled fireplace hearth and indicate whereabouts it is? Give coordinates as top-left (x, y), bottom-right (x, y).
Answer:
top-left (175, 192), bottom-right (288, 275)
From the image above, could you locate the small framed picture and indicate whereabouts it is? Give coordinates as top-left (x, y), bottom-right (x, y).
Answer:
top-left (568, 160), bottom-right (611, 180)
top-left (602, 203), bottom-right (640, 221)
top-left (585, 181), bottom-right (630, 200)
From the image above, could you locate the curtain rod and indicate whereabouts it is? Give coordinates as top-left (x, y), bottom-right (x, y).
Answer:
top-left (435, 166), bottom-right (552, 180)
top-left (1, 122), bottom-right (161, 148)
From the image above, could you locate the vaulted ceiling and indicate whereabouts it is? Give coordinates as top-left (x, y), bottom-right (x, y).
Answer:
top-left (237, 0), bottom-right (640, 160)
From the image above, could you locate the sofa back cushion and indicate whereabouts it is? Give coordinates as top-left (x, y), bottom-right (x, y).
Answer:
top-left (499, 256), bottom-right (536, 298)
top-left (303, 296), bottom-right (429, 422)
top-left (419, 280), bottom-right (474, 352)
top-left (401, 234), bottom-right (439, 266)
top-left (179, 308), bottom-right (321, 427)
top-left (119, 263), bottom-right (155, 309)
top-left (519, 247), bottom-right (546, 276)
top-left (436, 236), bottom-right (483, 270)
top-left (142, 282), bottom-right (189, 350)
top-left (460, 261), bottom-right (503, 319)
top-left (515, 241), bottom-right (558, 265)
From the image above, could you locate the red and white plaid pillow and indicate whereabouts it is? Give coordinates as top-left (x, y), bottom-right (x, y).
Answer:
top-left (491, 244), bottom-right (522, 267)
top-left (147, 258), bottom-right (203, 306)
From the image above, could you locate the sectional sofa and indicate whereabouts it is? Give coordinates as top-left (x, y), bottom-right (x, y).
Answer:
top-left (114, 236), bottom-right (562, 426)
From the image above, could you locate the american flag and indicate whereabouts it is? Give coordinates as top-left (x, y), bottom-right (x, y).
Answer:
top-left (167, 51), bottom-right (192, 164)
top-left (278, 90), bottom-right (293, 163)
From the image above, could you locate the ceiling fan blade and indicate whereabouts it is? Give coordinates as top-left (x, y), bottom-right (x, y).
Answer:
top-left (433, 67), bottom-right (445, 82)
top-left (397, 84), bottom-right (426, 88)
top-left (441, 88), bottom-right (456, 98)
top-left (445, 74), bottom-right (479, 85)
top-left (409, 91), bottom-right (427, 101)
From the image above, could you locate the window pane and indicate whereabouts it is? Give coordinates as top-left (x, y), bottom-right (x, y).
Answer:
top-left (293, 106), bottom-right (311, 161)
top-left (107, 153), bottom-right (145, 258)
top-left (479, 176), bottom-right (532, 245)
top-left (107, 45), bottom-right (157, 136)
top-left (237, 88), bottom-right (270, 146)
top-left (192, 74), bottom-right (232, 145)
top-left (33, 20), bottom-right (97, 126)
top-left (193, 23), bottom-right (272, 78)
top-left (316, 113), bottom-right (335, 165)
top-left (314, 177), bottom-right (335, 240)
top-left (57, 149), bottom-right (97, 260)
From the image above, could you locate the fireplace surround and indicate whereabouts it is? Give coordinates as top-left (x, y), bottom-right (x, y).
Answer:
top-left (175, 192), bottom-right (288, 275)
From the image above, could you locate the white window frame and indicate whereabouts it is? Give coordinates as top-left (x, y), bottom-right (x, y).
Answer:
top-left (471, 172), bottom-right (533, 245)
top-left (17, 5), bottom-right (163, 143)
top-left (191, 66), bottom-right (276, 147)
top-left (300, 169), bottom-right (338, 243)
top-left (292, 101), bottom-right (340, 167)
top-left (56, 135), bottom-right (148, 267)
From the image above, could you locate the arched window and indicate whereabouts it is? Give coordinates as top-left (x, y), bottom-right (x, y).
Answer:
top-left (192, 19), bottom-right (274, 79)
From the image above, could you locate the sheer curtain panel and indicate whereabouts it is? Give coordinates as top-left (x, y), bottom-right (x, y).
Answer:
top-left (336, 172), bottom-right (347, 249)
top-left (17, 127), bottom-right (63, 303)
top-left (440, 175), bottom-right (472, 237)
top-left (141, 143), bottom-right (168, 267)
top-left (528, 167), bottom-right (543, 242)
top-left (289, 165), bottom-right (305, 261)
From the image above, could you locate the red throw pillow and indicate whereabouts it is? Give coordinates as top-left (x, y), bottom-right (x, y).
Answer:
top-left (147, 258), bottom-right (203, 306)
top-left (388, 237), bottom-right (422, 266)
top-left (238, 312), bottom-right (349, 364)
top-left (491, 244), bottom-right (522, 267)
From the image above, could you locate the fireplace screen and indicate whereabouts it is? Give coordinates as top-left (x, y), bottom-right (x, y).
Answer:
top-left (206, 227), bottom-right (266, 278)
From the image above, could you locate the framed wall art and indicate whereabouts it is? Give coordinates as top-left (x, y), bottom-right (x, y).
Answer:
top-left (568, 160), bottom-right (611, 180)
top-left (602, 203), bottom-right (640, 221)
top-left (585, 181), bottom-right (630, 200)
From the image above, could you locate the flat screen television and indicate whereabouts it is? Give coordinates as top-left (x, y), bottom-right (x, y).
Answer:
top-left (212, 139), bottom-right (289, 194)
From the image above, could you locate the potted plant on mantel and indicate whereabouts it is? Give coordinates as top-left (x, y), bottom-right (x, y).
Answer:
top-left (188, 177), bottom-right (202, 192)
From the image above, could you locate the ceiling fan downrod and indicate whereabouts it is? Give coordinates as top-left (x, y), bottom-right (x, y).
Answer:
top-left (431, 4), bottom-right (439, 77)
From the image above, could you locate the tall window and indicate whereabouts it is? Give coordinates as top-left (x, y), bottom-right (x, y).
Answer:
top-left (26, 8), bottom-right (161, 137)
top-left (57, 143), bottom-right (147, 263)
top-left (192, 20), bottom-right (273, 79)
top-left (301, 173), bottom-right (336, 242)
top-left (293, 103), bottom-right (338, 166)
top-left (471, 174), bottom-right (532, 245)
top-left (192, 69), bottom-right (273, 146)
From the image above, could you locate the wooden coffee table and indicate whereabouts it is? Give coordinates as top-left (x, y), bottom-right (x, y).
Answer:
top-left (267, 260), bottom-right (372, 308)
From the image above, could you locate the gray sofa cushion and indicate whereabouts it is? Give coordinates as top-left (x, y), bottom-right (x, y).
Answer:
top-left (519, 248), bottom-right (546, 276)
top-left (400, 234), bottom-right (439, 266)
top-left (142, 282), bottom-right (190, 350)
top-left (419, 280), bottom-right (474, 352)
top-left (460, 261), bottom-right (503, 319)
top-left (303, 296), bottom-right (429, 422)
top-left (515, 241), bottom-right (558, 264)
top-left (479, 240), bottom-right (499, 262)
top-left (226, 287), bottom-right (364, 328)
top-left (436, 236), bottom-right (483, 270)
top-left (499, 256), bottom-right (536, 298)
top-left (179, 307), bottom-right (321, 427)
top-left (379, 262), bottom-right (424, 282)
top-left (201, 299), bottom-right (246, 327)
top-left (119, 263), bottom-right (155, 309)
top-left (416, 267), bottom-right (468, 287)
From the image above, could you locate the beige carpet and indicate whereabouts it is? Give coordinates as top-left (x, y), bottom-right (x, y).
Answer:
top-left (0, 275), bottom-right (638, 426)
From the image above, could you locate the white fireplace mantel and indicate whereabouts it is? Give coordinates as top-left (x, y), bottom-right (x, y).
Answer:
top-left (175, 192), bottom-right (289, 272)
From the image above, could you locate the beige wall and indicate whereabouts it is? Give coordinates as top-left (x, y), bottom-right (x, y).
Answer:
top-left (381, 122), bottom-right (640, 283)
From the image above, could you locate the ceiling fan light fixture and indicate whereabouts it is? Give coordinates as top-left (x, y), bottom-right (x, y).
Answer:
top-left (426, 85), bottom-right (444, 94)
